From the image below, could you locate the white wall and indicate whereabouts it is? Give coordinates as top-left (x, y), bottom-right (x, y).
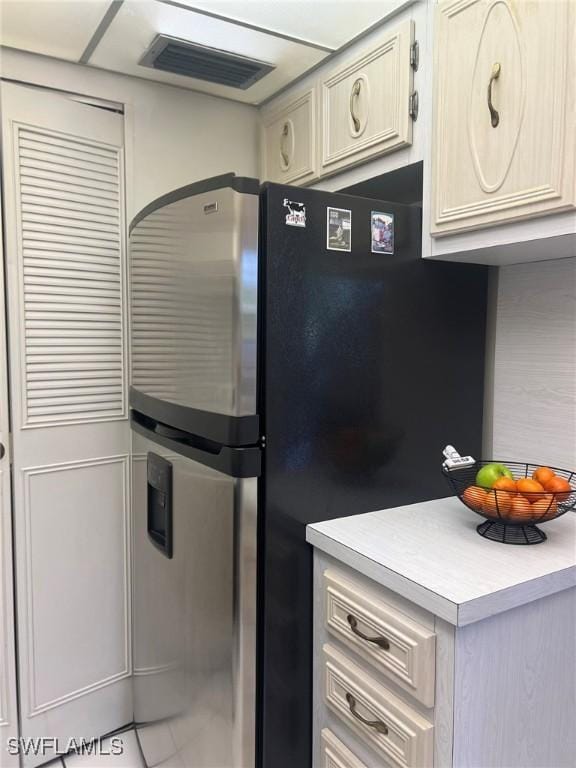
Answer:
top-left (0, 48), bottom-right (259, 219)
top-left (490, 257), bottom-right (576, 469)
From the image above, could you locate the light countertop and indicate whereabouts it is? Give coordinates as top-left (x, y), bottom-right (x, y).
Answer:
top-left (306, 497), bottom-right (576, 626)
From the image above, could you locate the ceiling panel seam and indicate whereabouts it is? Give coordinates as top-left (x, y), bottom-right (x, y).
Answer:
top-left (155, 0), bottom-right (335, 52)
top-left (79, 0), bottom-right (125, 64)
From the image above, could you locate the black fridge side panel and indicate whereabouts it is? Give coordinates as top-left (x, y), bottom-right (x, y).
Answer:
top-left (259, 184), bottom-right (488, 768)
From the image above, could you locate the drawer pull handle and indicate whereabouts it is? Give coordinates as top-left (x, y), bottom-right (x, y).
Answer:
top-left (345, 693), bottom-right (389, 735)
top-left (347, 614), bottom-right (390, 650)
top-left (350, 78), bottom-right (362, 133)
top-left (487, 61), bottom-right (501, 128)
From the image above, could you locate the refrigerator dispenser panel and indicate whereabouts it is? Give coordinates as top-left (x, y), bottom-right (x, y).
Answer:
top-left (147, 452), bottom-right (173, 559)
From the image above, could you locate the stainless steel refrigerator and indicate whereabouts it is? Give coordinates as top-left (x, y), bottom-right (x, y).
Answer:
top-left (129, 174), bottom-right (487, 768)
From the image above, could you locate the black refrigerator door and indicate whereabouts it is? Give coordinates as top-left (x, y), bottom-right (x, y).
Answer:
top-left (258, 184), bottom-right (488, 768)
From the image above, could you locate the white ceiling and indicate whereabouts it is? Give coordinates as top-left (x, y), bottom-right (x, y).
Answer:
top-left (90, 1), bottom-right (327, 103)
top-left (0, 0), bottom-right (112, 61)
top-left (170, 0), bottom-right (398, 49)
top-left (0, 0), bottom-right (399, 105)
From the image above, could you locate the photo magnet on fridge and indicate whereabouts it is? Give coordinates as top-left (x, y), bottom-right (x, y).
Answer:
top-left (327, 207), bottom-right (352, 251)
top-left (283, 198), bottom-right (306, 227)
top-left (371, 211), bottom-right (394, 254)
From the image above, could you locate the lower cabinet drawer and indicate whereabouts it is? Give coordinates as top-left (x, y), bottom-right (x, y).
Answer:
top-left (321, 729), bottom-right (367, 768)
top-left (324, 569), bottom-right (436, 706)
top-left (323, 644), bottom-right (434, 768)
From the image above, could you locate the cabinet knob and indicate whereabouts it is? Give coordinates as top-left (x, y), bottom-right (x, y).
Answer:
top-left (0, 443), bottom-right (5, 460)
top-left (487, 62), bottom-right (501, 128)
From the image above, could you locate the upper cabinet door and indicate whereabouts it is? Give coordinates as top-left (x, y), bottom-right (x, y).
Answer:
top-left (320, 19), bottom-right (415, 177)
top-left (260, 88), bottom-right (317, 185)
top-left (431, 0), bottom-right (576, 236)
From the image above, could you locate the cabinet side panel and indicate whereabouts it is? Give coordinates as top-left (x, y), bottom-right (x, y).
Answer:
top-left (453, 588), bottom-right (576, 768)
top-left (492, 257), bottom-right (576, 469)
top-left (433, 618), bottom-right (455, 768)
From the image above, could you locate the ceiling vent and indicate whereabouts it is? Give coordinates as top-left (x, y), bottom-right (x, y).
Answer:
top-left (140, 35), bottom-right (275, 90)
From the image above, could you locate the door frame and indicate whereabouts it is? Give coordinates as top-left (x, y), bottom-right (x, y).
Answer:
top-left (0, 177), bottom-right (20, 768)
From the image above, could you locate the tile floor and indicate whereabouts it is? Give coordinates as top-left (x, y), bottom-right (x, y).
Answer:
top-left (40, 730), bottom-right (145, 768)
top-left (38, 713), bottom-right (199, 767)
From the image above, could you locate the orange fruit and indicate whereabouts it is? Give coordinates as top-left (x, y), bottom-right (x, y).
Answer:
top-left (493, 477), bottom-right (517, 493)
top-left (532, 467), bottom-right (555, 486)
top-left (516, 478), bottom-right (546, 502)
top-left (543, 475), bottom-right (573, 502)
top-left (509, 495), bottom-right (534, 521)
top-left (462, 485), bottom-right (487, 511)
top-left (531, 497), bottom-right (558, 521)
top-left (482, 490), bottom-right (512, 518)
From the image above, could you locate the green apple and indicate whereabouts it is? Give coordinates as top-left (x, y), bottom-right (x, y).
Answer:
top-left (475, 463), bottom-right (514, 489)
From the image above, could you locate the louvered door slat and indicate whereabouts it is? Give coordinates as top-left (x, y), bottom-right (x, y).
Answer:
top-left (22, 213), bottom-right (120, 235)
top-left (22, 228), bottom-right (120, 247)
top-left (28, 402), bottom-right (123, 418)
top-left (28, 377), bottom-right (122, 389)
top-left (25, 263), bottom-right (120, 278)
top-left (20, 128), bottom-right (119, 158)
top-left (20, 166), bottom-right (119, 194)
top-left (25, 298), bottom-right (121, 310)
top-left (22, 199), bottom-right (120, 222)
top-left (19, 142), bottom-right (119, 171)
top-left (27, 353), bottom-right (122, 364)
top-left (16, 127), bottom-right (125, 426)
top-left (25, 252), bottom-right (119, 268)
top-left (20, 176), bottom-right (119, 200)
top-left (19, 147), bottom-right (118, 175)
top-left (26, 313), bottom-right (122, 324)
top-left (21, 185), bottom-right (119, 210)
top-left (24, 241), bottom-right (120, 259)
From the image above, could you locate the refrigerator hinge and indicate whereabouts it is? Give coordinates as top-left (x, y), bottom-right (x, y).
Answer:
top-left (409, 90), bottom-right (419, 121)
top-left (410, 40), bottom-right (419, 71)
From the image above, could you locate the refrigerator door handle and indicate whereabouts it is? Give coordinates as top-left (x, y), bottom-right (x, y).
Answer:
top-left (131, 411), bottom-right (262, 479)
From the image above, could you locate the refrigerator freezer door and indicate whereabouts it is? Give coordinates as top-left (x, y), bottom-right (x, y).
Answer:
top-left (259, 183), bottom-right (488, 768)
top-left (129, 176), bottom-right (259, 428)
top-left (132, 430), bottom-right (257, 768)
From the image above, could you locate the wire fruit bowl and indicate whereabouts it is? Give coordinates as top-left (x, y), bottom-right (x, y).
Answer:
top-left (442, 460), bottom-right (576, 545)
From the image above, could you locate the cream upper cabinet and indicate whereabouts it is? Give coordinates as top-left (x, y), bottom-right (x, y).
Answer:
top-left (260, 88), bottom-right (318, 185)
top-left (320, 19), bottom-right (415, 177)
top-left (431, 0), bottom-right (576, 236)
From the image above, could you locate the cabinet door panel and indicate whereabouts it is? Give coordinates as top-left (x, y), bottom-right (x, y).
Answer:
top-left (324, 569), bottom-right (436, 707)
top-left (432, 0), bottom-right (575, 235)
top-left (320, 19), bottom-right (414, 176)
top-left (261, 89), bottom-right (317, 185)
top-left (321, 729), bottom-right (368, 768)
top-left (323, 644), bottom-right (433, 768)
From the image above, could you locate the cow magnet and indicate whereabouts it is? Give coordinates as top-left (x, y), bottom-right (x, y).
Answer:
top-left (283, 199), bottom-right (306, 227)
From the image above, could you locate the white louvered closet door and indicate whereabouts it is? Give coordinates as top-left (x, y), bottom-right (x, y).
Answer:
top-left (1, 82), bottom-right (131, 766)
